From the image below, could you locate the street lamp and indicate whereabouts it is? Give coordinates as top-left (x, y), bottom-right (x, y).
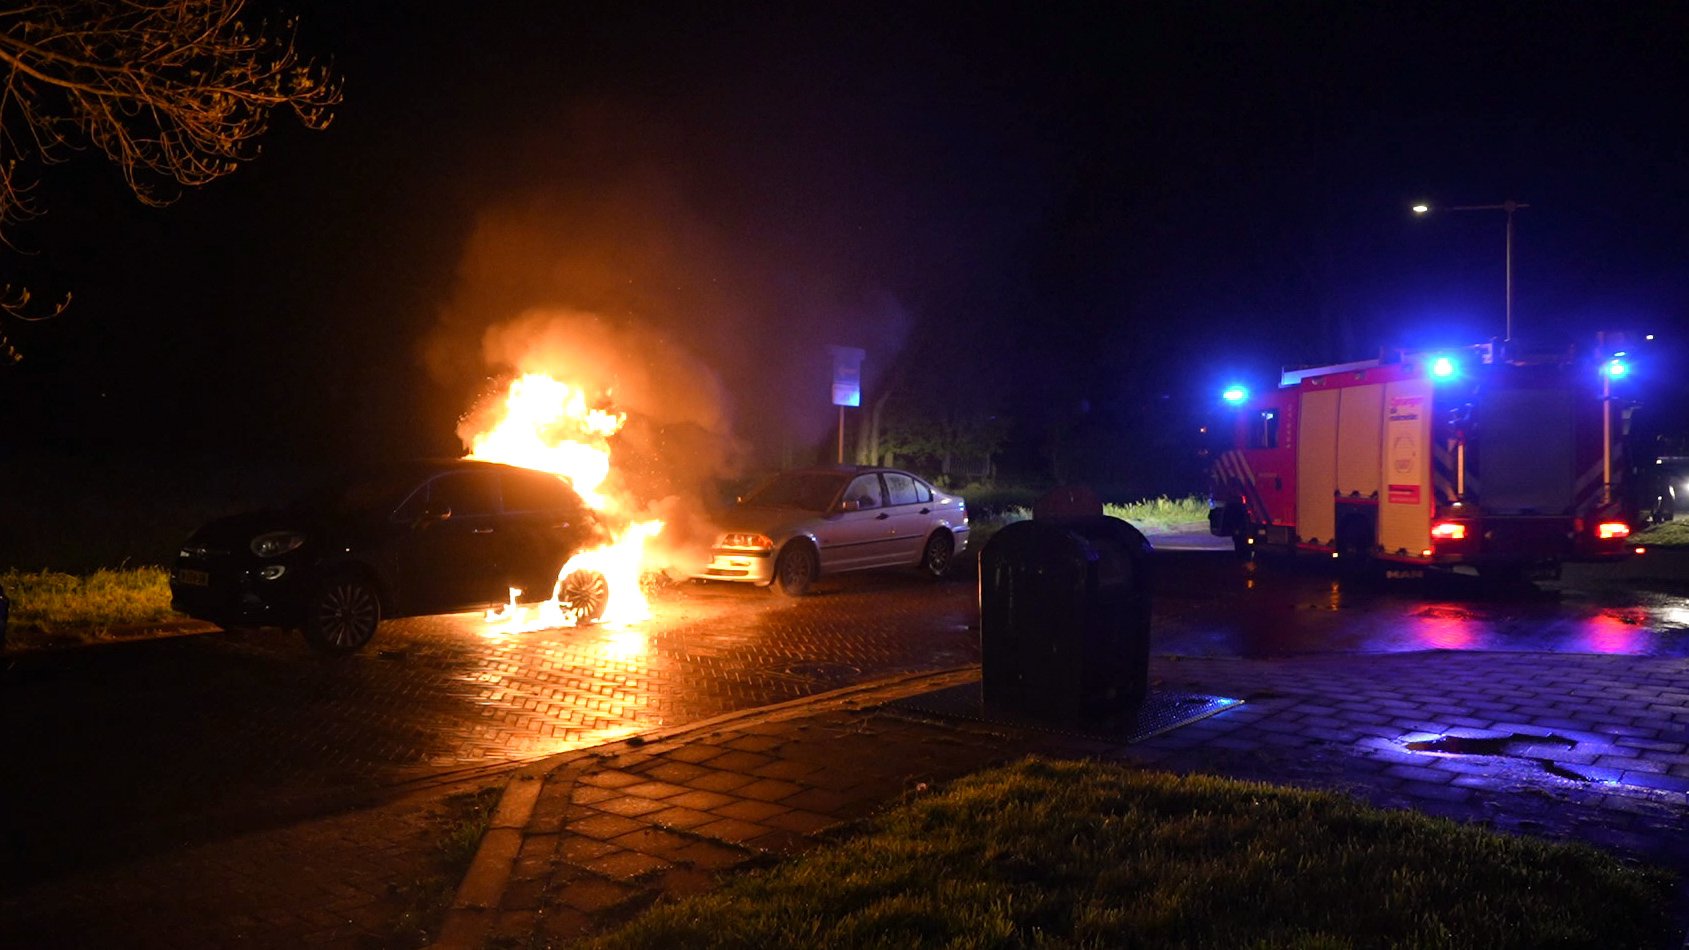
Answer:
top-left (1412, 199), bottom-right (1530, 342)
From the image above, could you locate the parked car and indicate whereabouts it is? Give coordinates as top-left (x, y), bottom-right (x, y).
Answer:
top-left (170, 459), bottom-right (609, 654)
top-left (696, 465), bottom-right (969, 595)
top-left (1643, 456), bottom-right (1689, 524)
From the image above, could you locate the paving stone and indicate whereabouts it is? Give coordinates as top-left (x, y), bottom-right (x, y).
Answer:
top-left (555, 877), bottom-right (640, 914)
top-left (694, 817), bottom-right (776, 844)
top-left (585, 849), bottom-right (671, 880)
top-left (620, 780), bottom-right (691, 801)
top-left (559, 836), bottom-right (621, 864)
top-left (712, 798), bottom-right (791, 823)
top-left (641, 761), bottom-right (714, 784)
top-left (579, 770), bottom-right (645, 789)
top-left (663, 789), bottom-right (738, 812)
top-left (647, 806), bottom-right (719, 830)
top-left (686, 769), bottom-right (761, 793)
top-left (668, 839), bottom-right (753, 871)
top-left (609, 826), bottom-right (697, 859)
top-left (587, 795), bottom-right (671, 819)
top-left (706, 750), bottom-right (778, 772)
top-left (568, 813), bottom-right (649, 840)
top-left (659, 743), bottom-right (729, 765)
top-left (735, 778), bottom-right (806, 802)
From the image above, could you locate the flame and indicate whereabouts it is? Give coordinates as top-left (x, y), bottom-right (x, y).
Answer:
top-left (464, 371), bottom-right (664, 633)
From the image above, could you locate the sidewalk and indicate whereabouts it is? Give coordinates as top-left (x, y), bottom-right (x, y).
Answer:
top-left (436, 650), bottom-right (1689, 947)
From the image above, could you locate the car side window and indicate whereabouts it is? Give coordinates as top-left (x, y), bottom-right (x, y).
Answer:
top-left (502, 469), bottom-right (578, 514)
top-left (884, 472), bottom-right (919, 506)
top-left (913, 478), bottom-right (933, 504)
top-left (429, 472), bottom-right (500, 518)
top-left (392, 482), bottom-right (429, 522)
top-left (844, 474), bottom-right (883, 510)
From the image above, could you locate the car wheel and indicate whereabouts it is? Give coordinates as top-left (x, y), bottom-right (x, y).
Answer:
top-left (303, 573), bottom-right (382, 655)
top-left (773, 542), bottom-right (817, 597)
top-left (558, 569), bottom-right (609, 624)
top-left (919, 531), bottom-right (954, 578)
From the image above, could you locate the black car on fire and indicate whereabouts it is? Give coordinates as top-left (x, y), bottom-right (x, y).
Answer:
top-left (170, 459), bottom-right (610, 654)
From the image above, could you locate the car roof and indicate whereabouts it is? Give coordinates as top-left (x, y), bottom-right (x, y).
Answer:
top-left (775, 465), bottom-right (921, 477)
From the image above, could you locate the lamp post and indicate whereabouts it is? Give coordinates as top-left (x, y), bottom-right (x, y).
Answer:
top-left (1412, 199), bottom-right (1529, 342)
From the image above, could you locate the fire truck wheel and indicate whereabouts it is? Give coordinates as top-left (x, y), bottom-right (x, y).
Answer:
top-left (303, 571), bottom-right (382, 655)
top-left (773, 542), bottom-right (817, 596)
top-left (919, 532), bottom-right (954, 578)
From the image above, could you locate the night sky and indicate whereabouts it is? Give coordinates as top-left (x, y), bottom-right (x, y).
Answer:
top-left (6, 2), bottom-right (1689, 491)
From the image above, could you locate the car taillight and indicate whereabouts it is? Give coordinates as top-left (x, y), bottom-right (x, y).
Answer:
top-left (1430, 522), bottom-right (1467, 541)
top-left (1597, 522), bottom-right (1630, 540)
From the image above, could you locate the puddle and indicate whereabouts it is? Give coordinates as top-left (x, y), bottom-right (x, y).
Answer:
top-left (1404, 732), bottom-right (1590, 782)
top-left (1405, 732), bottom-right (1576, 755)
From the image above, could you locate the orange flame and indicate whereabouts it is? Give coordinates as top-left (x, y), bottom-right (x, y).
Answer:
top-left (464, 372), bottom-right (664, 631)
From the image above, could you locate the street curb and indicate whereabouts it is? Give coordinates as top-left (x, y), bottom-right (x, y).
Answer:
top-left (431, 665), bottom-right (980, 949)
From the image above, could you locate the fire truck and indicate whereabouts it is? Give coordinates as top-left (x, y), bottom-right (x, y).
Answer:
top-left (1207, 341), bottom-right (1639, 578)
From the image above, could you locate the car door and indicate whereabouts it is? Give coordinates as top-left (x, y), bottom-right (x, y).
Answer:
top-left (818, 473), bottom-right (897, 572)
top-left (878, 471), bottom-right (931, 565)
top-left (394, 470), bottom-right (506, 613)
top-left (497, 468), bottom-right (595, 599)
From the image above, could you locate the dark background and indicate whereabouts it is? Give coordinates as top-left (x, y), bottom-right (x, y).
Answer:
top-left (5, 2), bottom-right (1688, 505)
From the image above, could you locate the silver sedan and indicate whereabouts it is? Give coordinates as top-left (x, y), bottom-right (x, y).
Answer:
top-left (695, 466), bottom-right (970, 595)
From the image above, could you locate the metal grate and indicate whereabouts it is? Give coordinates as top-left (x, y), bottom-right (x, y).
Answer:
top-left (886, 682), bottom-right (1241, 745)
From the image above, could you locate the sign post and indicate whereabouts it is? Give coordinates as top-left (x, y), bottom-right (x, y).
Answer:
top-left (827, 345), bottom-right (864, 464)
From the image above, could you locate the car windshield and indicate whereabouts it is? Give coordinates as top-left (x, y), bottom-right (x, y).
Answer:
top-left (743, 471), bottom-right (848, 512)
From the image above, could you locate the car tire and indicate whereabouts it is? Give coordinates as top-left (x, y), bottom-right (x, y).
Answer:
top-left (919, 531), bottom-right (954, 578)
top-left (772, 542), bottom-right (817, 597)
top-left (303, 572), bottom-right (382, 655)
top-left (558, 569), bottom-right (610, 624)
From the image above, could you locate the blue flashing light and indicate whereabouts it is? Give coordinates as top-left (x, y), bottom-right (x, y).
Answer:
top-left (1602, 357), bottom-right (1629, 380)
top-left (1221, 385), bottom-right (1248, 405)
top-left (1429, 355), bottom-right (1457, 379)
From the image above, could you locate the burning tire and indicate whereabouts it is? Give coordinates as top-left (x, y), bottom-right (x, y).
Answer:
top-left (772, 542), bottom-right (817, 597)
top-left (919, 531), bottom-right (954, 578)
top-left (303, 572), bottom-right (382, 655)
top-left (558, 569), bottom-right (610, 624)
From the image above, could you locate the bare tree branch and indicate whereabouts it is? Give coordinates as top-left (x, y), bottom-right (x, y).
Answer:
top-left (0, 0), bottom-right (341, 360)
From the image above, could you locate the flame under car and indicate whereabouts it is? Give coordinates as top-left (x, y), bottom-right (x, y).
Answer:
top-left (696, 466), bottom-right (969, 595)
top-left (169, 459), bottom-right (608, 654)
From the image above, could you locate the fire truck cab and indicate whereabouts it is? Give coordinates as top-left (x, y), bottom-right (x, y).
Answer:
top-left (1209, 342), bottom-right (1637, 578)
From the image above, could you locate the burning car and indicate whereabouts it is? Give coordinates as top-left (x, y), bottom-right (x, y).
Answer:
top-left (170, 459), bottom-right (610, 654)
top-left (696, 466), bottom-right (969, 595)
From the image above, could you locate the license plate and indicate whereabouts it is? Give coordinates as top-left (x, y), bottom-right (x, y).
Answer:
top-left (175, 568), bottom-right (210, 587)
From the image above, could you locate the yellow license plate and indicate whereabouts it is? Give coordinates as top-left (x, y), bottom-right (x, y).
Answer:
top-left (175, 568), bottom-right (210, 587)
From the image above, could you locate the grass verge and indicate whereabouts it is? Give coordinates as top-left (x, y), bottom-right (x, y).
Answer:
top-left (587, 758), bottom-right (1677, 949)
top-left (2, 567), bottom-right (186, 649)
top-left (970, 495), bottom-right (1209, 550)
top-left (1637, 520), bottom-right (1689, 548)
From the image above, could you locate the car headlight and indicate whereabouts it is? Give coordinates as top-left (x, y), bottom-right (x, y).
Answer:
top-left (251, 531), bottom-right (306, 558)
top-left (719, 532), bottom-right (774, 550)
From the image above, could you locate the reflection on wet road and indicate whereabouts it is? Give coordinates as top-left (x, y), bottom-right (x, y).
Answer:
top-left (7, 544), bottom-right (1689, 886)
top-left (1152, 549), bottom-right (1689, 657)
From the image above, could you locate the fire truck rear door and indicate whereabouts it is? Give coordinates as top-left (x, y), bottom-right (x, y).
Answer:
top-left (1296, 387), bottom-right (1340, 545)
top-left (1378, 378), bottom-right (1433, 555)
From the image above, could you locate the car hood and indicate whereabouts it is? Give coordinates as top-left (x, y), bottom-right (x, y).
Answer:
top-left (181, 508), bottom-right (366, 553)
top-left (717, 505), bottom-right (832, 541)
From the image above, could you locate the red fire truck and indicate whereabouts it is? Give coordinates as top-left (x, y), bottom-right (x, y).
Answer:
top-left (1208, 341), bottom-right (1639, 578)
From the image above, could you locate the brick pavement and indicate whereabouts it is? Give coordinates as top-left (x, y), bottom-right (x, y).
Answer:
top-left (437, 651), bottom-right (1689, 948)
